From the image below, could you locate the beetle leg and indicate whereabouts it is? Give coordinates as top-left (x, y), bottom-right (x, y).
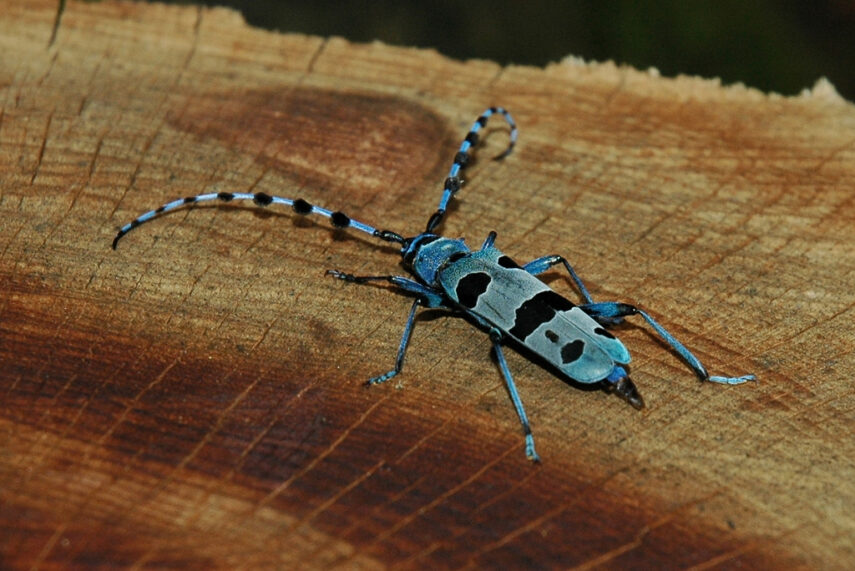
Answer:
top-left (521, 255), bottom-right (594, 304)
top-left (489, 330), bottom-right (540, 462)
top-left (580, 302), bottom-right (755, 385)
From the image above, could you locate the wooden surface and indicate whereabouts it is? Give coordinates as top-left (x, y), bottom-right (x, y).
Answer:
top-left (2, 1), bottom-right (854, 569)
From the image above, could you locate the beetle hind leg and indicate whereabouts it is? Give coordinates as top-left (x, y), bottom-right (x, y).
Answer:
top-left (580, 301), bottom-right (756, 385)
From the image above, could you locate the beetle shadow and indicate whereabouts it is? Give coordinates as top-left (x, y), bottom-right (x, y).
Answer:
top-left (490, 334), bottom-right (612, 396)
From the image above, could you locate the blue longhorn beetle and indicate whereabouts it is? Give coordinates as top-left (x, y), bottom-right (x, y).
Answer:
top-left (113, 107), bottom-right (755, 461)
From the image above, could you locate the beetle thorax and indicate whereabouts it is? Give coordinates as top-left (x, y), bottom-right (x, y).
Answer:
top-left (402, 235), bottom-right (470, 285)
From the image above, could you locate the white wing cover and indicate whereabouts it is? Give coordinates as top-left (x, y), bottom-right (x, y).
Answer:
top-left (439, 248), bottom-right (630, 383)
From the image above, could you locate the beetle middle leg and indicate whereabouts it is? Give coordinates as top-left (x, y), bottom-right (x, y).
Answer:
top-left (326, 270), bottom-right (446, 307)
top-left (521, 255), bottom-right (594, 304)
top-left (326, 271), bottom-right (449, 386)
top-left (488, 329), bottom-right (541, 462)
top-left (364, 299), bottom-right (420, 386)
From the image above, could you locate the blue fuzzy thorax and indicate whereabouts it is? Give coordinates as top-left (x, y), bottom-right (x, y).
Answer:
top-left (402, 235), bottom-right (469, 285)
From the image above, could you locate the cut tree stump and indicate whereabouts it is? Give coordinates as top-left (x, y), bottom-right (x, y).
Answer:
top-left (2, 1), bottom-right (854, 569)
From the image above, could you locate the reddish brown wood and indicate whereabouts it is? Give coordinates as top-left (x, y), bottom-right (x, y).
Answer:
top-left (2, 1), bottom-right (854, 568)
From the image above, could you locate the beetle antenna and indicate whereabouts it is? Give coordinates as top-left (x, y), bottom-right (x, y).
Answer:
top-left (112, 191), bottom-right (404, 249)
top-left (425, 107), bottom-right (517, 233)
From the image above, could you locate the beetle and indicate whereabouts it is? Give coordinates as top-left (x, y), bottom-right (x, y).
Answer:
top-left (112, 106), bottom-right (755, 461)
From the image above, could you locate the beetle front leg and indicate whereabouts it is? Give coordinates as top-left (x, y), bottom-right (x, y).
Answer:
top-left (326, 270), bottom-right (446, 308)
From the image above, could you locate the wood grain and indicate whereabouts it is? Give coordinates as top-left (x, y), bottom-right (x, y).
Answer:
top-left (1, 1), bottom-right (853, 568)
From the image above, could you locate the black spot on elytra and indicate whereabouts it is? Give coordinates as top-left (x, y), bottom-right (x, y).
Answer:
top-left (509, 291), bottom-right (576, 341)
top-left (545, 330), bottom-right (559, 343)
top-left (561, 340), bottom-right (585, 364)
top-left (594, 327), bottom-right (615, 339)
top-left (498, 255), bottom-right (520, 269)
top-left (456, 272), bottom-right (492, 309)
